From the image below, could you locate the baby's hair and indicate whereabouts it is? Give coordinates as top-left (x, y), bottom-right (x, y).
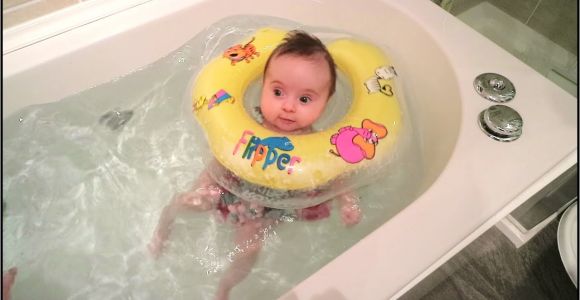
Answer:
top-left (264, 30), bottom-right (337, 97)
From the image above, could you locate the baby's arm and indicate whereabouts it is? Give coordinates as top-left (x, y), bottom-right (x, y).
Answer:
top-left (336, 190), bottom-right (362, 226)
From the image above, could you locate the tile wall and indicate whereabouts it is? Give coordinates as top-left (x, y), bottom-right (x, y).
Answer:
top-left (449, 0), bottom-right (577, 54)
top-left (436, 0), bottom-right (577, 96)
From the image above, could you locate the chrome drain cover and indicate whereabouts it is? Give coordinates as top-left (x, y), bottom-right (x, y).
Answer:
top-left (474, 73), bottom-right (516, 102)
top-left (478, 105), bottom-right (523, 142)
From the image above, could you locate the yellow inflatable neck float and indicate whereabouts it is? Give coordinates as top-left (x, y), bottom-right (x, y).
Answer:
top-left (192, 28), bottom-right (402, 209)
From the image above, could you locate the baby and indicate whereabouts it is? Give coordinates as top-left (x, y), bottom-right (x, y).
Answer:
top-left (149, 30), bottom-right (361, 300)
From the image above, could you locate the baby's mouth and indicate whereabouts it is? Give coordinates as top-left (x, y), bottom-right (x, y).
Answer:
top-left (277, 117), bottom-right (295, 125)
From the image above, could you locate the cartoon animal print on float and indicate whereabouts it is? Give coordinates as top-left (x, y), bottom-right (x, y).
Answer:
top-left (364, 65), bottom-right (397, 96)
top-left (223, 37), bottom-right (260, 65)
top-left (330, 119), bottom-right (388, 164)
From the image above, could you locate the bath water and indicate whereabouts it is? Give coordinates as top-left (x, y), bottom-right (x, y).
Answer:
top-left (2, 16), bottom-right (423, 300)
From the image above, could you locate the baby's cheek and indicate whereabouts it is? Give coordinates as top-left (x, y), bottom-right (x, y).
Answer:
top-left (307, 109), bottom-right (324, 125)
top-left (260, 106), bottom-right (274, 121)
top-left (262, 112), bottom-right (277, 125)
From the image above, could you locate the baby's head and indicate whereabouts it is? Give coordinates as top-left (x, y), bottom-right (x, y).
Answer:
top-left (260, 30), bottom-right (336, 134)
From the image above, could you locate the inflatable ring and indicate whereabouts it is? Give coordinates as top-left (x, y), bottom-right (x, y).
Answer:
top-left (192, 28), bottom-right (402, 208)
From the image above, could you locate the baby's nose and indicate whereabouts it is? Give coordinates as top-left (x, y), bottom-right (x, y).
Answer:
top-left (282, 100), bottom-right (296, 112)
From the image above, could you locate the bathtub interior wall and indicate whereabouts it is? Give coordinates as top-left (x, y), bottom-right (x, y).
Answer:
top-left (3, 0), bottom-right (463, 198)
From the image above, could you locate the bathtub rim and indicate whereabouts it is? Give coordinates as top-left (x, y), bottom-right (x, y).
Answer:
top-left (2, 0), bottom-right (154, 56)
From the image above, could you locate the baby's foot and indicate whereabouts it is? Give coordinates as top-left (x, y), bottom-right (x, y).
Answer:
top-left (147, 233), bottom-right (167, 259)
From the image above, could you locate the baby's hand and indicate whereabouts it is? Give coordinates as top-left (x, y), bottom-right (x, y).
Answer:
top-left (3, 267), bottom-right (17, 300)
top-left (339, 192), bottom-right (362, 226)
top-left (178, 184), bottom-right (223, 209)
top-left (341, 203), bottom-right (361, 226)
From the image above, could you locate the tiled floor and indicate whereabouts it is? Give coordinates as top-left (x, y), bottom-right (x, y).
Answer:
top-left (401, 214), bottom-right (577, 299)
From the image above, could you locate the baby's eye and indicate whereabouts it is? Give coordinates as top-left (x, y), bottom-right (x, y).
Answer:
top-left (273, 88), bottom-right (283, 97)
top-left (299, 96), bottom-right (312, 104)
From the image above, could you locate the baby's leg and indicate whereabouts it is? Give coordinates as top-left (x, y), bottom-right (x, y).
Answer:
top-left (148, 170), bottom-right (222, 258)
top-left (215, 219), bottom-right (274, 300)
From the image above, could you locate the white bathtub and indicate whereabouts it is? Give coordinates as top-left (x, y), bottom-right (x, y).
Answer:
top-left (2, 0), bottom-right (577, 299)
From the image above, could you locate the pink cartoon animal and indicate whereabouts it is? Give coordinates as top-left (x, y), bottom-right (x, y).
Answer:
top-left (330, 119), bottom-right (388, 164)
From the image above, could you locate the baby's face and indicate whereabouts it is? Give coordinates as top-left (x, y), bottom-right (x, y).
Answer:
top-left (260, 54), bottom-right (331, 134)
